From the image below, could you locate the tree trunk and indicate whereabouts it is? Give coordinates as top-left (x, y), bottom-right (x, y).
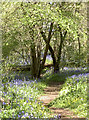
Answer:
top-left (38, 22), bottom-right (53, 78)
top-left (40, 25), bottom-right (67, 74)
top-left (40, 30), bottom-right (56, 71)
top-left (30, 50), bottom-right (37, 78)
top-left (36, 44), bottom-right (41, 77)
top-left (77, 32), bottom-right (81, 67)
top-left (30, 41), bottom-right (38, 78)
top-left (55, 26), bottom-right (67, 73)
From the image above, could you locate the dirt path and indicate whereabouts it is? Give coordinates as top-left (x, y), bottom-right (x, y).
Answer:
top-left (38, 82), bottom-right (79, 119)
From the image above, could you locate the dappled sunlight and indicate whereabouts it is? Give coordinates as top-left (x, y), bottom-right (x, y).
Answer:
top-left (1, 2), bottom-right (88, 119)
top-left (48, 71), bottom-right (88, 118)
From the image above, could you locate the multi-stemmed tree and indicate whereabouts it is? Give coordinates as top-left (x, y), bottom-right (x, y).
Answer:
top-left (2, 2), bottom-right (87, 78)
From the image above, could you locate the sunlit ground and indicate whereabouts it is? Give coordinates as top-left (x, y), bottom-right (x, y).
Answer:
top-left (0, 67), bottom-right (88, 118)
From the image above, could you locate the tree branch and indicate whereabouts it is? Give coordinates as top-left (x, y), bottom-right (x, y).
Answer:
top-left (40, 30), bottom-right (56, 67)
top-left (41, 22), bottom-right (53, 68)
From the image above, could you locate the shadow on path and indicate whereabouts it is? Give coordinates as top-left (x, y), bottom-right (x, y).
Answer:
top-left (38, 81), bottom-right (83, 119)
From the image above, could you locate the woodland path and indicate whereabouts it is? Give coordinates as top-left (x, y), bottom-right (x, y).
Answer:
top-left (38, 82), bottom-right (79, 119)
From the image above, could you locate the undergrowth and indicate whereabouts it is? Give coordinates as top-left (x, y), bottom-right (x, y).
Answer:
top-left (0, 67), bottom-right (88, 118)
top-left (0, 76), bottom-right (54, 118)
top-left (48, 70), bottom-right (88, 118)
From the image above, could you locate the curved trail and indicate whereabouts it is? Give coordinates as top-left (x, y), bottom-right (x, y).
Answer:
top-left (38, 82), bottom-right (79, 119)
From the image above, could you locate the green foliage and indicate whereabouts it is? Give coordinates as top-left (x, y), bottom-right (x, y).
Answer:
top-left (48, 72), bottom-right (88, 118)
top-left (1, 3), bottom-right (88, 118)
top-left (2, 2), bottom-right (87, 77)
top-left (45, 73), bottom-right (65, 84)
top-left (2, 40), bottom-right (19, 58)
top-left (1, 78), bottom-right (54, 118)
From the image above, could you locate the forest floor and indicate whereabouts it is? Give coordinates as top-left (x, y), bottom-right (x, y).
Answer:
top-left (38, 81), bottom-right (79, 119)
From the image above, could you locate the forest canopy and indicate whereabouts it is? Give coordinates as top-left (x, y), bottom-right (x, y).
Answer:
top-left (1, 2), bottom-right (88, 78)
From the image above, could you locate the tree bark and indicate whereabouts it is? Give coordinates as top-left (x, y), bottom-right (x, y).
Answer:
top-left (77, 32), bottom-right (81, 67)
top-left (38, 22), bottom-right (53, 77)
top-left (40, 25), bottom-right (67, 73)
top-left (30, 42), bottom-right (37, 78)
top-left (36, 44), bottom-right (41, 77)
top-left (40, 31), bottom-right (56, 70)
top-left (55, 26), bottom-right (67, 73)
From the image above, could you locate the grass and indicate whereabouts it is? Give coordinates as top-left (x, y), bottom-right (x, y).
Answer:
top-left (0, 67), bottom-right (88, 118)
top-left (48, 68), bottom-right (88, 118)
top-left (0, 74), bottom-right (54, 118)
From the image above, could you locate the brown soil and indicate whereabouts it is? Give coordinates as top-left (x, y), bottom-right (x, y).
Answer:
top-left (38, 82), bottom-right (81, 119)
